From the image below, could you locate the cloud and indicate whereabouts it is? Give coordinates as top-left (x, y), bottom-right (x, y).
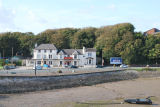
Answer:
top-left (0, 6), bottom-right (19, 32)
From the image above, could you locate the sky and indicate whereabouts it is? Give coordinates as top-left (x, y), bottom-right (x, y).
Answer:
top-left (0, 0), bottom-right (160, 34)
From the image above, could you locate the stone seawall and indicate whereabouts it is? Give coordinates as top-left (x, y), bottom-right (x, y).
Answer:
top-left (139, 71), bottom-right (160, 78)
top-left (0, 70), bottom-right (138, 94)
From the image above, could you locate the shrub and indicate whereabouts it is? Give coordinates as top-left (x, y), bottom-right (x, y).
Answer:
top-left (136, 68), bottom-right (157, 72)
top-left (0, 59), bottom-right (5, 66)
top-left (13, 60), bottom-right (22, 66)
top-left (57, 70), bottom-right (62, 73)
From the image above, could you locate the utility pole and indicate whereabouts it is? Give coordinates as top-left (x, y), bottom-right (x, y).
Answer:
top-left (3, 49), bottom-right (4, 58)
top-left (34, 60), bottom-right (37, 76)
top-left (101, 49), bottom-right (104, 66)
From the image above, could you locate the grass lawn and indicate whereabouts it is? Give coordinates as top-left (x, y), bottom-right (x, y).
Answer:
top-left (54, 100), bottom-right (124, 107)
top-left (53, 97), bottom-right (157, 107)
top-left (132, 68), bottom-right (160, 72)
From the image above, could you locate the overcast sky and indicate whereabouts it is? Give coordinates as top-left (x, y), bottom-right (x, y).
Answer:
top-left (0, 0), bottom-right (160, 34)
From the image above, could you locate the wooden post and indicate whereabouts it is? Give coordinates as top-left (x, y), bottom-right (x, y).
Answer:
top-left (12, 47), bottom-right (13, 64)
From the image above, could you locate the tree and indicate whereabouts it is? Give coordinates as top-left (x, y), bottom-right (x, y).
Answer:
top-left (95, 23), bottom-right (135, 64)
top-left (71, 27), bottom-right (97, 48)
top-left (148, 44), bottom-right (160, 64)
top-left (0, 32), bottom-right (20, 57)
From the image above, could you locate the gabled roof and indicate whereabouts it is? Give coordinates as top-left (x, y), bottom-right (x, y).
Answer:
top-left (58, 48), bottom-right (96, 55)
top-left (58, 49), bottom-right (83, 55)
top-left (144, 28), bottom-right (160, 35)
top-left (35, 44), bottom-right (57, 50)
top-left (72, 50), bottom-right (79, 55)
top-left (58, 50), bottom-right (65, 55)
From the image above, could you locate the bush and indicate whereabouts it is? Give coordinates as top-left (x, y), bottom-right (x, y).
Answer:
top-left (0, 59), bottom-right (5, 66)
top-left (136, 68), bottom-right (157, 72)
top-left (13, 60), bottom-right (22, 66)
top-left (143, 68), bottom-right (157, 71)
top-left (57, 70), bottom-right (62, 73)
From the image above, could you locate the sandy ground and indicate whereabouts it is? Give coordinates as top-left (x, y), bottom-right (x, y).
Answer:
top-left (0, 77), bottom-right (160, 107)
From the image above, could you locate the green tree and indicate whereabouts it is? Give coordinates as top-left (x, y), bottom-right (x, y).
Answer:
top-left (71, 27), bottom-right (97, 48)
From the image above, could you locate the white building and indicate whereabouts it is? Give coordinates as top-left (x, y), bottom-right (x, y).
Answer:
top-left (32, 44), bottom-right (96, 67)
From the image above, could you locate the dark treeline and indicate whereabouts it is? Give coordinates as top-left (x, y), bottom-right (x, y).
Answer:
top-left (0, 23), bottom-right (160, 65)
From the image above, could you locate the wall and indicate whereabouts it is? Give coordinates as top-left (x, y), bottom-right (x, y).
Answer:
top-left (0, 70), bottom-right (138, 94)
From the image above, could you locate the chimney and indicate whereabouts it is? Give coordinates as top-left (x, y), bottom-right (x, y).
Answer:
top-left (83, 46), bottom-right (86, 54)
top-left (35, 43), bottom-right (37, 48)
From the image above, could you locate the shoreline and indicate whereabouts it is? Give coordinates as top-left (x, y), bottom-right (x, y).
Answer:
top-left (0, 70), bottom-right (160, 94)
top-left (0, 70), bottom-right (138, 94)
top-left (0, 76), bottom-right (160, 107)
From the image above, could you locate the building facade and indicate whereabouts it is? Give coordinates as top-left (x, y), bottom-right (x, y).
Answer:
top-left (32, 44), bottom-right (96, 67)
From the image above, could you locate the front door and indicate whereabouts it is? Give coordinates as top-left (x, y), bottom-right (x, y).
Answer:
top-left (65, 61), bottom-right (71, 66)
top-left (44, 61), bottom-right (46, 64)
top-left (67, 61), bottom-right (70, 65)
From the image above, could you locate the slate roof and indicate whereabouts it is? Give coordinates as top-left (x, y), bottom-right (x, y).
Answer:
top-left (86, 48), bottom-right (96, 52)
top-left (59, 49), bottom-right (83, 55)
top-left (35, 44), bottom-right (57, 50)
top-left (58, 48), bottom-right (96, 55)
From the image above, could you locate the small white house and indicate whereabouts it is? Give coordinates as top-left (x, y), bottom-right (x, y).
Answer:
top-left (32, 44), bottom-right (96, 67)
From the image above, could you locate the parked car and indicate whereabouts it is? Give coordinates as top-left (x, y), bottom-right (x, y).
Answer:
top-left (8, 64), bottom-right (16, 69)
top-left (3, 64), bottom-right (16, 70)
top-left (96, 65), bottom-right (104, 68)
top-left (3, 65), bottom-right (10, 70)
top-left (124, 98), bottom-right (152, 105)
top-left (71, 65), bottom-right (78, 68)
top-left (67, 65), bottom-right (78, 68)
top-left (120, 64), bottom-right (128, 68)
top-left (43, 64), bottom-right (50, 68)
top-left (33, 65), bottom-right (42, 70)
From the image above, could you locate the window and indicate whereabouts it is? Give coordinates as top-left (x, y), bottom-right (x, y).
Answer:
top-left (49, 61), bottom-right (52, 65)
top-left (38, 50), bottom-right (41, 53)
top-left (60, 61), bottom-right (62, 65)
top-left (67, 55), bottom-right (70, 57)
top-left (60, 55), bottom-right (62, 59)
top-left (37, 61), bottom-right (41, 64)
top-left (44, 61), bottom-right (46, 64)
top-left (37, 55), bottom-right (41, 59)
top-left (44, 55), bottom-right (46, 59)
top-left (88, 53), bottom-right (92, 57)
top-left (74, 61), bottom-right (77, 66)
top-left (49, 55), bottom-right (52, 59)
top-left (44, 50), bottom-right (47, 53)
top-left (74, 55), bottom-right (77, 59)
top-left (89, 59), bottom-right (92, 64)
top-left (50, 50), bottom-right (52, 53)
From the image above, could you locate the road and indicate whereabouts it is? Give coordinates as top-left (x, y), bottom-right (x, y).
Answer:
top-left (0, 66), bottom-right (159, 76)
top-left (0, 66), bottom-right (125, 76)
